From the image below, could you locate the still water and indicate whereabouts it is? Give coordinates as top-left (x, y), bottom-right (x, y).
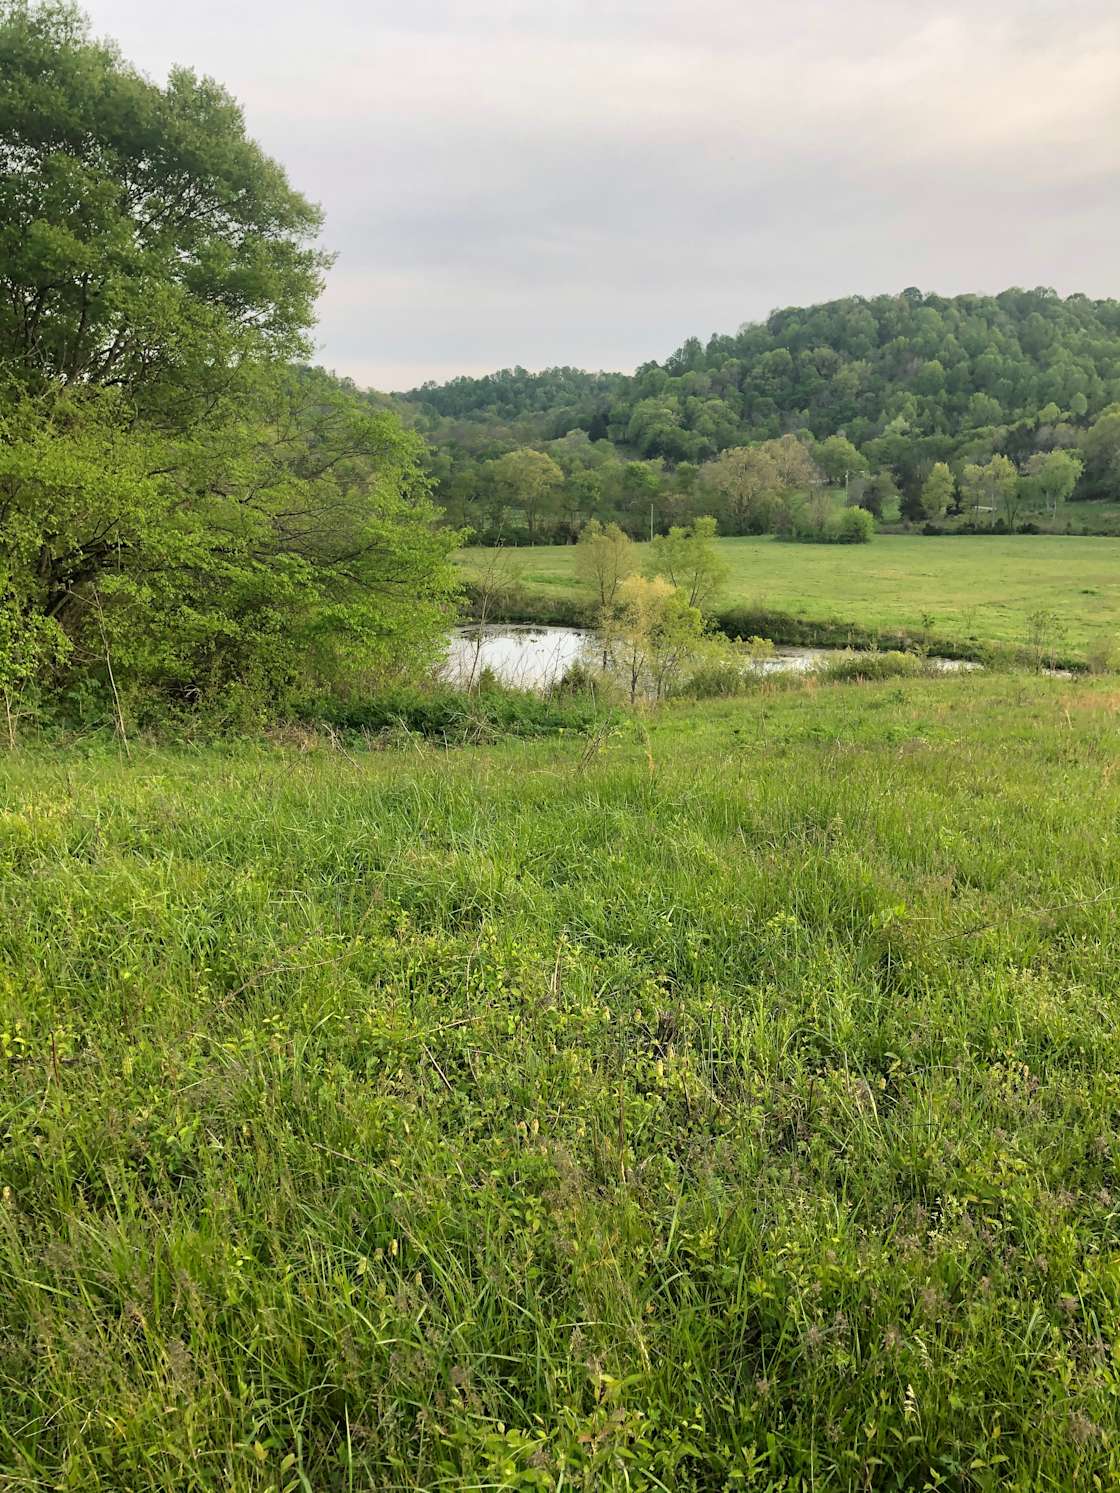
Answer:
top-left (443, 625), bottom-right (978, 691)
top-left (444, 625), bottom-right (597, 689)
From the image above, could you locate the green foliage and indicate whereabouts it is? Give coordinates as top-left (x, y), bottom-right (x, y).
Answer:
top-left (605, 574), bottom-right (706, 702)
top-left (402, 364), bottom-right (620, 423)
top-left (1025, 448), bottom-right (1085, 519)
top-left (960, 453), bottom-right (1020, 526)
top-left (0, 3), bottom-right (459, 719)
top-left (815, 433), bottom-right (868, 484)
top-left (482, 447), bottom-right (564, 542)
top-left (0, 0), bottom-right (326, 420)
top-left (0, 596), bottom-right (68, 743)
top-left (644, 515), bottom-right (729, 609)
top-left (316, 679), bottom-right (610, 741)
top-left (920, 461), bottom-right (956, 519)
top-left (830, 504), bottom-right (875, 543)
top-left (819, 648), bottom-right (927, 681)
top-left (0, 373), bottom-right (462, 714)
top-left (1085, 634), bottom-right (1120, 675)
top-left (1079, 406), bottom-right (1120, 499)
top-left (700, 443), bottom-right (781, 533)
top-left (4, 676), bottom-right (1120, 1485)
top-left (574, 519), bottom-right (635, 610)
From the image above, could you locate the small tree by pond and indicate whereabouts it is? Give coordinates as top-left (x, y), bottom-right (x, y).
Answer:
top-left (462, 546), bottom-right (524, 691)
top-left (605, 575), bottom-right (705, 703)
top-left (575, 520), bottom-right (635, 611)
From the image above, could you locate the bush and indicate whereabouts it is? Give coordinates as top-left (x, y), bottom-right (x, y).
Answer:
top-left (788, 505), bottom-right (875, 543)
top-left (551, 661), bottom-right (619, 703)
top-left (819, 650), bottom-right (928, 683)
top-left (673, 662), bottom-right (754, 699)
top-left (832, 505), bottom-right (876, 543)
top-left (1085, 636), bottom-right (1120, 675)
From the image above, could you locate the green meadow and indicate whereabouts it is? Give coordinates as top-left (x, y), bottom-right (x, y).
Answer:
top-left (3, 672), bottom-right (1120, 1488)
top-left (459, 533), bottom-right (1120, 655)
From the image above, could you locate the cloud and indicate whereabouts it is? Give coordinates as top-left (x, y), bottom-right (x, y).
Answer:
top-left (85, 0), bottom-right (1120, 389)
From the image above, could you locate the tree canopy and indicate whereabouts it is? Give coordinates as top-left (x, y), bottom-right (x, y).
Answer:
top-left (0, 1), bottom-right (459, 726)
top-left (0, 0), bottom-right (326, 420)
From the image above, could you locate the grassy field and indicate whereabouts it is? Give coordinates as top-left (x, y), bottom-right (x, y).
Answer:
top-left (3, 674), bottom-right (1120, 1487)
top-left (460, 533), bottom-right (1120, 654)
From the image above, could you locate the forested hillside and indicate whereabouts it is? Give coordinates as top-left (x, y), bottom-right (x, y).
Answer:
top-left (397, 289), bottom-right (1120, 542)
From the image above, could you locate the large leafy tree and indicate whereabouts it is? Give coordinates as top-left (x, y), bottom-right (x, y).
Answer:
top-left (1, 372), bottom-right (459, 703)
top-left (0, 0), bottom-right (325, 421)
top-left (0, 2), bottom-right (460, 715)
top-left (701, 446), bottom-right (781, 534)
top-left (483, 447), bottom-right (563, 542)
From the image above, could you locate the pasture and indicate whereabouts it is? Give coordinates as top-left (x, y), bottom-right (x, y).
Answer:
top-left (459, 533), bottom-right (1120, 655)
top-left (3, 673), bottom-right (1120, 1486)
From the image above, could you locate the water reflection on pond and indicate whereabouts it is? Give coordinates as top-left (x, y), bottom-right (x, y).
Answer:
top-left (444, 626), bottom-right (597, 689)
top-left (444, 625), bottom-right (978, 691)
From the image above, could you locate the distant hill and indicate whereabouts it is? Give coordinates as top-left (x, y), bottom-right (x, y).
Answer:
top-left (401, 288), bottom-right (1120, 453)
top-left (388, 289), bottom-right (1120, 540)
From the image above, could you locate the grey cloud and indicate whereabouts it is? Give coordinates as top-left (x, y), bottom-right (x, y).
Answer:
top-left (85, 0), bottom-right (1120, 389)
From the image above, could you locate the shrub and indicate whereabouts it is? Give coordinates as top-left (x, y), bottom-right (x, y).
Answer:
top-left (831, 506), bottom-right (876, 544)
top-left (551, 661), bottom-right (619, 703)
top-left (819, 650), bottom-right (928, 683)
top-left (673, 662), bottom-right (753, 699)
top-left (1086, 636), bottom-right (1120, 675)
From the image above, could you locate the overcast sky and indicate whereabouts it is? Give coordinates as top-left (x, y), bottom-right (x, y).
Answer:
top-left (84, 0), bottom-right (1120, 392)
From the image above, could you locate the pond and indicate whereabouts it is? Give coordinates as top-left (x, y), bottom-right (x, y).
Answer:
top-left (444, 625), bottom-right (597, 689)
top-left (443, 625), bottom-right (979, 691)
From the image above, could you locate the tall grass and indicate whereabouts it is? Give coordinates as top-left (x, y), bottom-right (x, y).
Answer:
top-left (2, 674), bottom-right (1120, 1487)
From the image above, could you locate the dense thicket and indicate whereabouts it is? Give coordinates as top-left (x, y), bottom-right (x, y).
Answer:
top-left (0, 1), bottom-right (459, 732)
top-left (400, 289), bottom-right (1120, 542)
